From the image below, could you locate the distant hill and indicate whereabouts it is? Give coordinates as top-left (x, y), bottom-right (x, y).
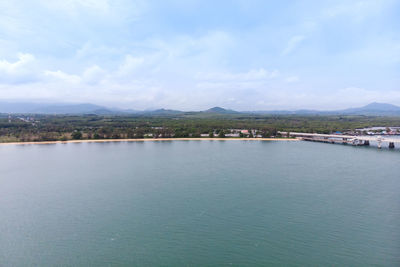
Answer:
top-left (0, 102), bottom-right (42, 114)
top-left (249, 103), bottom-right (400, 116)
top-left (248, 109), bottom-right (323, 115)
top-left (204, 107), bottom-right (239, 114)
top-left (0, 102), bottom-right (122, 114)
top-left (141, 109), bottom-right (183, 115)
top-left (340, 102), bottom-right (400, 115)
top-left (32, 104), bottom-right (113, 114)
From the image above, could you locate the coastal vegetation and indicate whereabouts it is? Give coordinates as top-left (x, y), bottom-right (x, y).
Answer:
top-left (0, 113), bottom-right (400, 143)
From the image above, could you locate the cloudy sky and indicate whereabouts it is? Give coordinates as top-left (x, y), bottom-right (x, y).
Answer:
top-left (0, 0), bottom-right (399, 110)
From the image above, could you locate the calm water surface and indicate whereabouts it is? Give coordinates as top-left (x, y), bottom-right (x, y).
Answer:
top-left (0, 141), bottom-right (399, 266)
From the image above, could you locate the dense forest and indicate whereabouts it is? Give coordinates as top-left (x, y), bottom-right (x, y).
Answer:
top-left (1, 113), bottom-right (400, 143)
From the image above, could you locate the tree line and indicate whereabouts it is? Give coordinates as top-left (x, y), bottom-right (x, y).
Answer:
top-left (0, 113), bottom-right (399, 143)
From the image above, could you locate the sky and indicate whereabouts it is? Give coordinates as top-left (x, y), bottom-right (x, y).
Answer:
top-left (0, 0), bottom-right (399, 111)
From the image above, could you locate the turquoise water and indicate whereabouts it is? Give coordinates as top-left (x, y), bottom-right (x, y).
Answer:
top-left (0, 141), bottom-right (399, 266)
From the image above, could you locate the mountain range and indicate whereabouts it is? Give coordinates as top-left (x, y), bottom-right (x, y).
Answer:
top-left (0, 101), bottom-right (400, 116)
top-left (247, 102), bottom-right (400, 116)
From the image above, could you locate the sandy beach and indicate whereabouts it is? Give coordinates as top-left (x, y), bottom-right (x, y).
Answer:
top-left (0, 138), bottom-right (298, 146)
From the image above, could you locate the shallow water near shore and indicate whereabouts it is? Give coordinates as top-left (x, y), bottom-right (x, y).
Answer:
top-left (0, 141), bottom-right (399, 266)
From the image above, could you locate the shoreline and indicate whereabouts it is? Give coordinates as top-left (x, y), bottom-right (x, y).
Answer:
top-left (0, 138), bottom-right (298, 146)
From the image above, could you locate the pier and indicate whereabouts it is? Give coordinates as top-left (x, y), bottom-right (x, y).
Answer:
top-left (280, 132), bottom-right (400, 149)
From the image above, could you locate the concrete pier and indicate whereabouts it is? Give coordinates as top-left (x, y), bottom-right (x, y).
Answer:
top-left (280, 132), bottom-right (400, 150)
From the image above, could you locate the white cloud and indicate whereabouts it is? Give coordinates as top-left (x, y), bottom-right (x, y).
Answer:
top-left (347, 40), bottom-right (400, 65)
top-left (197, 68), bottom-right (279, 82)
top-left (82, 65), bottom-right (106, 84)
top-left (0, 53), bottom-right (38, 84)
top-left (322, 0), bottom-right (394, 22)
top-left (195, 68), bottom-right (280, 95)
top-left (116, 55), bottom-right (145, 77)
top-left (286, 76), bottom-right (299, 83)
top-left (257, 87), bottom-right (400, 110)
top-left (321, 87), bottom-right (400, 109)
top-left (282, 35), bottom-right (305, 55)
top-left (0, 53), bottom-right (35, 74)
top-left (44, 70), bottom-right (81, 84)
top-left (38, 0), bottom-right (111, 15)
top-left (75, 42), bottom-right (121, 60)
top-left (0, 11), bottom-right (398, 111)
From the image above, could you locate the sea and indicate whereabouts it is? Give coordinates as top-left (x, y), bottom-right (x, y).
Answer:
top-left (0, 140), bottom-right (399, 266)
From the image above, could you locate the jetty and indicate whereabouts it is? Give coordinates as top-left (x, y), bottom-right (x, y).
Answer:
top-left (280, 132), bottom-right (400, 149)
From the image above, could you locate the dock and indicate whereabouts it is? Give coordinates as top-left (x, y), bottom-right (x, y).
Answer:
top-left (279, 132), bottom-right (400, 149)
